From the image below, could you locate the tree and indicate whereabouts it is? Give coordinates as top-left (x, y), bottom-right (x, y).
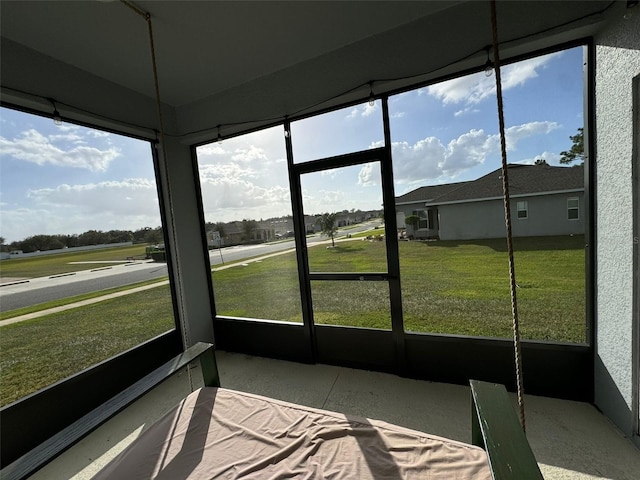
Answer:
top-left (560, 127), bottom-right (584, 165)
top-left (206, 221), bottom-right (226, 239)
top-left (534, 158), bottom-right (548, 166)
top-left (144, 228), bottom-right (163, 245)
top-left (317, 213), bottom-right (338, 247)
top-left (404, 215), bottom-right (420, 238)
top-left (241, 219), bottom-right (257, 243)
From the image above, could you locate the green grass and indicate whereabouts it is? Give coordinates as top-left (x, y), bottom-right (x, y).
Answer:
top-left (0, 235), bottom-right (585, 406)
top-left (0, 244), bottom-right (149, 279)
top-left (399, 236), bottom-right (585, 341)
top-left (0, 285), bottom-right (175, 406)
top-left (212, 258), bottom-right (302, 322)
top-left (213, 235), bottom-right (585, 342)
top-left (308, 240), bottom-right (388, 272)
top-left (345, 226), bottom-right (386, 239)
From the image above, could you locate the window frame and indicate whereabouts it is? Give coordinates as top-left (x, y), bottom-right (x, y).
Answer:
top-left (516, 200), bottom-right (529, 219)
top-left (567, 196), bottom-right (580, 220)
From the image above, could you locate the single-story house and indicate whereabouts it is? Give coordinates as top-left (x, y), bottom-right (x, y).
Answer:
top-left (396, 164), bottom-right (584, 240)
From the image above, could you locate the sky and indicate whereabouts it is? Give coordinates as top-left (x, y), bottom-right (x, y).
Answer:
top-left (0, 46), bottom-right (584, 243)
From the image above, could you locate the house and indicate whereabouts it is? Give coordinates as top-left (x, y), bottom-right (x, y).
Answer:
top-left (397, 164), bottom-right (585, 240)
top-left (0, 1), bottom-right (638, 474)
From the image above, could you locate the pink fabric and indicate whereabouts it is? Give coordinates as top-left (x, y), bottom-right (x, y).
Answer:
top-left (95, 387), bottom-right (491, 479)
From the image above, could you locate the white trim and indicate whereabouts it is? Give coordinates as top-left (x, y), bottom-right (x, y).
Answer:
top-left (567, 196), bottom-right (580, 221)
top-left (516, 200), bottom-right (529, 220)
top-left (423, 188), bottom-right (584, 207)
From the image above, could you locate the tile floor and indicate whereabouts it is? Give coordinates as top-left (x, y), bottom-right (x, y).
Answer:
top-left (33, 351), bottom-right (640, 479)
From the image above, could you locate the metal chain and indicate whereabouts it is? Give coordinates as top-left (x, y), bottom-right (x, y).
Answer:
top-left (489, 0), bottom-right (526, 432)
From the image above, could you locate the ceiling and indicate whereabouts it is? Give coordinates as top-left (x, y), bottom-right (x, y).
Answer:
top-left (0, 1), bottom-right (619, 142)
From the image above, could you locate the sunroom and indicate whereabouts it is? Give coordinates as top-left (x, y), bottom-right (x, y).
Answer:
top-left (0, 1), bottom-right (638, 478)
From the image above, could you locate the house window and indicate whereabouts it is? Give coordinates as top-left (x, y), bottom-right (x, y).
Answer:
top-left (568, 197), bottom-right (579, 220)
top-left (517, 201), bottom-right (529, 219)
top-left (412, 210), bottom-right (428, 229)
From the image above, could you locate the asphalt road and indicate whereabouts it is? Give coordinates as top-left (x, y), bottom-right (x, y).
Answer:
top-left (0, 222), bottom-right (382, 312)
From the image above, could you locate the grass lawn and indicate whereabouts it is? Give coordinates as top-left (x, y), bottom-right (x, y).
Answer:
top-left (214, 235), bottom-right (585, 342)
top-left (0, 244), bottom-right (150, 279)
top-left (399, 236), bottom-right (585, 341)
top-left (1, 235), bottom-right (585, 406)
top-left (0, 284), bottom-right (175, 406)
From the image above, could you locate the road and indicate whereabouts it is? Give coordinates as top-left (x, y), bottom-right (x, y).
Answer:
top-left (0, 222), bottom-right (382, 312)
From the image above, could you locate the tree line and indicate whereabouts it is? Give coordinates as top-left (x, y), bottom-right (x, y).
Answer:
top-left (0, 227), bottom-right (163, 254)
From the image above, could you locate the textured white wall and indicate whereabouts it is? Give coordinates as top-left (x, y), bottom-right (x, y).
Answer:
top-left (595, 12), bottom-right (640, 437)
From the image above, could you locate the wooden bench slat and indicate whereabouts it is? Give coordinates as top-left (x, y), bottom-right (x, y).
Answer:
top-left (470, 380), bottom-right (543, 480)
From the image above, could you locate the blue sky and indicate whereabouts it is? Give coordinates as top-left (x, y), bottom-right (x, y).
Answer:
top-left (1, 46), bottom-right (583, 242)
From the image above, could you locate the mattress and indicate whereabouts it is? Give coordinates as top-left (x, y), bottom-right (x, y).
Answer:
top-left (94, 387), bottom-right (491, 479)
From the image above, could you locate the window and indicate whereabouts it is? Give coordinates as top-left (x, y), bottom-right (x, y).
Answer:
top-left (290, 101), bottom-right (384, 163)
top-left (196, 126), bottom-right (303, 324)
top-left (411, 210), bottom-right (429, 229)
top-left (517, 201), bottom-right (529, 219)
top-left (389, 45), bottom-right (586, 344)
top-left (0, 107), bottom-right (174, 407)
top-left (568, 197), bottom-right (579, 220)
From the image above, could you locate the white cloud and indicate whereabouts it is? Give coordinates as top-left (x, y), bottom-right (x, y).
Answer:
top-left (86, 130), bottom-right (110, 138)
top-left (199, 175), bottom-right (291, 222)
top-left (516, 151), bottom-right (562, 166)
top-left (197, 143), bottom-right (227, 157)
top-left (1, 179), bottom-right (162, 240)
top-left (504, 121), bottom-right (560, 150)
top-left (0, 129), bottom-right (120, 171)
top-left (426, 52), bottom-right (561, 106)
top-left (231, 145), bottom-right (270, 163)
top-left (391, 137), bottom-right (447, 185)
top-left (357, 162), bottom-right (380, 186)
top-left (199, 163), bottom-right (257, 181)
top-left (27, 178), bottom-right (159, 215)
top-left (195, 129), bottom-right (293, 222)
top-left (49, 133), bottom-right (84, 143)
top-left (441, 129), bottom-right (495, 176)
top-left (391, 120), bottom-right (560, 183)
top-left (346, 102), bottom-right (379, 119)
top-left (302, 189), bottom-right (346, 213)
top-left (454, 107), bottom-right (480, 117)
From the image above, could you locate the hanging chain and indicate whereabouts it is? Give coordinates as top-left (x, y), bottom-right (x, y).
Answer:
top-left (489, 0), bottom-right (526, 432)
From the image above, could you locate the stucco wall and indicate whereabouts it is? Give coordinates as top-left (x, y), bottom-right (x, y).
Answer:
top-left (594, 12), bottom-right (639, 440)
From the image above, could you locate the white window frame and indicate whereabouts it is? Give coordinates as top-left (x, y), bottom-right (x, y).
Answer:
top-left (567, 197), bottom-right (579, 220)
top-left (516, 200), bottom-right (528, 219)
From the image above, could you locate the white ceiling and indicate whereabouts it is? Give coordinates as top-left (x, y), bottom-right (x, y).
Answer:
top-left (0, 0), bottom-right (619, 141)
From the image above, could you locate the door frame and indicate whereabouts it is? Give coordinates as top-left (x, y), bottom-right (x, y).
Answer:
top-left (284, 98), bottom-right (405, 372)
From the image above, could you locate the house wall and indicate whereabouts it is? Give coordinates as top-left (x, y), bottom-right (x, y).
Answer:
top-left (594, 13), bottom-right (640, 444)
top-left (436, 193), bottom-right (585, 241)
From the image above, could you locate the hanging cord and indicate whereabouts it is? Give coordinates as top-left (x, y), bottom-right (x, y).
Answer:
top-left (489, 0), bottom-right (526, 432)
top-left (120, 0), bottom-right (193, 390)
